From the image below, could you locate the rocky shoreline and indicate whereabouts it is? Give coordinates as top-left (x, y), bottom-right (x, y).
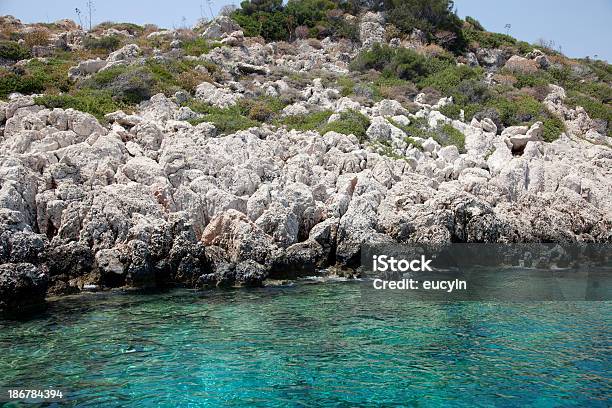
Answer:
top-left (1, 12), bottom-right (611, 317)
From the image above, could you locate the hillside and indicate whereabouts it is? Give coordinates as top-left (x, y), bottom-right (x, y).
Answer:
top-left (0, 1), bottom-right (611, 315)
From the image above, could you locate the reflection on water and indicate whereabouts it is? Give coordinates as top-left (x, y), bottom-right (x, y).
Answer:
top-left (0, 282), bottom-right (610, 407)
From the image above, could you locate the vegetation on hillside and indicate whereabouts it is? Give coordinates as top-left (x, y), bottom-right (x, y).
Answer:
top-left (0, 1), bottom-right (609, 140)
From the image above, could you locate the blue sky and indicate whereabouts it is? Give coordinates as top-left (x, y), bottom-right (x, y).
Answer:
top-left (2, 0), bottom-right (610, 61)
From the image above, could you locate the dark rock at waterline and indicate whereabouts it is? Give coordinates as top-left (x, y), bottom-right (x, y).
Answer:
top-left (197, 262), bottom-right (235, 288)
top-left (168, 233), bottom-right (208, 286)
top-left (46, 241), bottom-right (95, 277)
top-left (196, 260), bottom-right (268, 288)
top-left (269, 240), bottom-right (326, 279)
top-left (213, 263), bottom-right (236, 288)
top-left (235, 260), bottom-right (268, 287)
top-left (0, 263), bottom-right (48, 317)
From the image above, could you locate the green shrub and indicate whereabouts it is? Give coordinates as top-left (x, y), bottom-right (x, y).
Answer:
top-left (337, 76), bottom-right (355, 97)
top-left (231, 10), bottom-right (289, 41)
top-left (81, 65), bottom-right (153, 104)
top-left (185, 99), bottom-right (266, 134)
top-left (351, 44), bottom-right (451, 82)
top-left (180, 38), bottom-right (220, 56)
top-left (94, 22), bottom-right (144, 36)
top-left (567, 92), bottom-right (612, 137)
top-left (419, 64), bottom-right (483, 94)
top-left (80, 59), bottom-right (215, 103)
top-left (462, 29), bottom-right (516, 49)
top-left (34, 89), bottom-right (126, 121)
top-left (83, 35), bottom-right (121, 51)
top-left (486, 95), bottom-right (542, 126)
top-left (385, 0), bottom-right (465, 50)
top-left (110, 67), bottom-right (155, 104)
top-left (512, 70), bottom-right (553, 89)
top-left (404, 136), bottom-right (423, 150)
top-left (0, 56), bottom-right (75, 98)
top-left (0, 40), bottom-right (30, 60)
top-left (437, 123), bottom-right (466, 152)
top-left (189, 111), bottom-right (260, 134)
top-left (0, 70), bottom-right (45, 98)
top-left (330, 18), bottom-right (359, 42)
top-left (465, 16), bottom-right (484, 31)
top-left (391, 116), bottom-right (465, 152)
top-left (284, 0), bottom-right (336, 27)
top-left (231, 0), bottom-right (370, 42)
top-left (25, 58), bottom-right (72, 93)
top-left (320, 110), bottom-right (371, 140)
top-left (542, 116), bottom-right (565, 142)
top-left (239, 0), bottom-right (283, 14)
top-left (276, 110), bottom-right (332, 131)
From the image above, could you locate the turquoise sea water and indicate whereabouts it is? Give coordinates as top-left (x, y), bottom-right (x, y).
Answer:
top-left (1, 280), bottom-right (610, 407)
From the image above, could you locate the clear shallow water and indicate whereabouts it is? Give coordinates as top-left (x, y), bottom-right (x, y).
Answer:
top-left (0, 281), bottom-right (610, 407)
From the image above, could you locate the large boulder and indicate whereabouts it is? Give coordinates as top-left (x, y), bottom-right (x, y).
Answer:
top-left (504, 55), bottom-right (539, 74)
top-left (359, 12), bottom-right (385, 49)
top-left (201, 209), bottom-right (276, 265)
top-left (195, 82), bottom-right (242, 108)
top-left (201, 16), bottom-right (241, 39)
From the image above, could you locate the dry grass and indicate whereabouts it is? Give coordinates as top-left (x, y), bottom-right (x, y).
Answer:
top-left (24, 29), bottom-right (50, 48)
top-left (307, 38), bottom-right (322, 50)
top-left (492, 73), bottom-right (518, 87)
top-left (505, 56), bottom-right (539, 74)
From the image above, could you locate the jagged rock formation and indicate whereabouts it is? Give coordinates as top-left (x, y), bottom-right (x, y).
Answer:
top-left (0, 12), bottom-right (611, 316)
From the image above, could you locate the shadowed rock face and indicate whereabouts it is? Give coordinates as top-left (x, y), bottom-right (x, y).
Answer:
top-left (0, 14), bottom-right (611, 305)
top-left (0, 263), bottom-right (48, 318)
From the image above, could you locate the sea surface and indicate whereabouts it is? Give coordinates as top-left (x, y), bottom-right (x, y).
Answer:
top-left (1, 280), bottom-right (610, 407)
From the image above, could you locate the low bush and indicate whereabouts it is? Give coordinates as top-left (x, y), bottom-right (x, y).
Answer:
top-left (419, 64), bottom-right (483, 94)
top-left (231, 0), bottom-right (363, 42)
top-left (0, 69), bottom-right (44, 97)
top-left (465, 16), bottom-right (484, 31)
top-left (109, 66), bottom-right (155, 104)
top-left (337, 76), bottom-right (356, 97)
top-left (25, 58), bottom-right (72, 92)
top-left (385, 0), bottom-right (465, 50)
top-left (93, 22), bottom-right (144, 36)
top-left (436, 123), bottom-right (465, 152)
top-left (189, 110), bottom-right (260, 134)
top-left (0, 40), bottom-right (30, 60)
top-left (462, 29), bottom-right (516, 49)
top-left (79, 59), bottom-right (218, 103)
top-left (404, 136), bottom-right (423, 150)
top-left (276, 110), bottom-right (332, 131)
top-left (80, 65), bottom-right (154, 104)
top-left (351, 44), bottom-right (452, 82)
top-left (34, 89), bottom-right (126, 121)
top-left (180, 38), bottom-right (220, 56)
top-left (542, 116), bottom-right (566, 142)
top-left (185, 98), bottom-right (284, 134)
top-left (0, 56), bottom-right (73, 98)
top-left (486, 95), bottom-right (542, 126)
top-left (567, 92), bottom-right (611, 137)
top-left (320, 110), bottom-right (370, 140)
top-left (392, 116), bottom-right (465, 152)
top-left (247, 102), bottom-right (274, 121)
top-left (83, 35), bottom-right (122, 52)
